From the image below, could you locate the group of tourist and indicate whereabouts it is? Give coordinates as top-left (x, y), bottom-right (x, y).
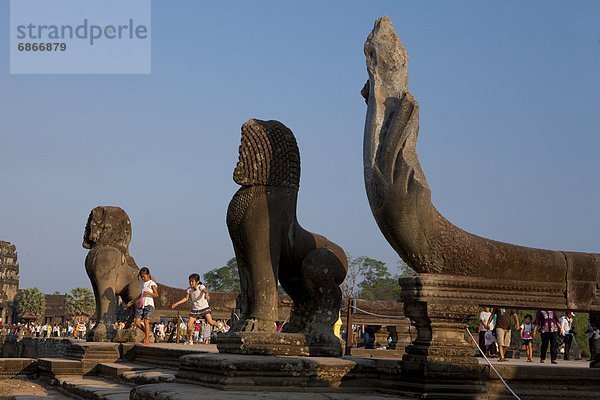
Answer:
top-left (4, 320), bottom-right (90, 340)
top-left (111, 317), bottom-right (227, 344)
top-left (478, 307), bottom-right (591, 364)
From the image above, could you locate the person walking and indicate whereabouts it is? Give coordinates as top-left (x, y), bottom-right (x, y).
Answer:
top-left (171, 273), bottom-right (228, 345)
top-left (488, 308), bottom-right (519, 362)
top-left (520, 314), bottom-right (535, 362)
top-left (559, 311), bottom-right (575, 360)
top-left (585, 319), bottom-right (600, 361)
top-left (76, 321), bottom-right (87, 340)
top-left (534, 310), bottom-right (562, 364)
top-left (127, 267), bottom-right (159, 345)
top-left (478, 307), bottom-right (492, 356)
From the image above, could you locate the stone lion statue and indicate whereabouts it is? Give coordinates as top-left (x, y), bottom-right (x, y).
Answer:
top-left (83, 206), bottom-right (139, 341)
top-left (83, 206), bottom-right (185, 342)
top-left (226, 119), bottom-right (348, 343)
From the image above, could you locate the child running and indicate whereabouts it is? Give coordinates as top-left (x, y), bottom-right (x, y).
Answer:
top-left (171, 273), bottom-right (228, 345)
top-left (520, 314), bottom-right (534, 362)
top-left (127, 267), bottom-right (159, 345)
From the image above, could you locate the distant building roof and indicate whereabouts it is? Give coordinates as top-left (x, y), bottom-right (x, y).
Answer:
top-left (44, 294), bottom-right (71, 319)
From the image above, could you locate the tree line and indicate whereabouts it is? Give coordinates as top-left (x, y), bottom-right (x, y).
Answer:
top-left (15, 254), bottom-right (410, 323)
top-left (203, 255), bottom-right (415, 301)
top-left (15, 287), bottom-right (95, 322)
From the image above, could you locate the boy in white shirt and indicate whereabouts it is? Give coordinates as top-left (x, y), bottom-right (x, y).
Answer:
top-left (171, 273), bottom-right (228, 345)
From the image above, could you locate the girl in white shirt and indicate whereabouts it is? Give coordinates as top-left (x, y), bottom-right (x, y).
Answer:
top-left (520, 314), bottom-right (534, 362)
top-left (127, 267), bottom-right (159, 345)
top-left (171, 273), bottom-right (227, 345)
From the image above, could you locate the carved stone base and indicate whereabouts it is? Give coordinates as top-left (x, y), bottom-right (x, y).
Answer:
top-left (398, 275), bottom-right (486, 397)
top-left (402, 300), bottom-right (480, 375)
top-left (87, 323), bottom-right (116, 342)
top-left (113, 327), bottom-right (155, 344)
top-left (176, 352), bottom-right (377, 390)
top-left (216, 332), bottom-right (342, 357)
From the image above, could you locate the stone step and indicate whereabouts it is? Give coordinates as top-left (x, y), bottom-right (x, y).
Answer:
top-left (486, 381), bottom-right (600, 400)
top-left (65, 342), bottom-right (121, 365)
top-left (176, 353), bottom-right (379, 391)
top-left (130, 382), bottom-right (404, 400)
top-left (55, 376), bottom-right (131, 400)
top-left (349, 348), bottom-right (404, 359)
top-left (0, 358), bottom-right (37, 378)
top-left (95, 361), bottom-right (175, 385)
top-left (480, 360), bottom-right (600, 399)
top-left (120, 369), bottom-right (176, 385)
top-left (11, 395), bottom-right (74, 400)
top-left (57, 373), bottom-right (402, 400)
top-left (95, 362), bottom-right (152, 379)
top-left (38, 358), bottom-right (83, 377)
top-left (132, 343), bottom-right (214, 369)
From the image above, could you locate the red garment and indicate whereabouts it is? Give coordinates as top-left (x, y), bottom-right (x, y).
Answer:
top-left (535, 310), bottom-right (560, 333)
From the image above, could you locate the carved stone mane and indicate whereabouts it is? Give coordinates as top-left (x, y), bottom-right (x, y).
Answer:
top-left (234, 119), bottom-right (300, 189)
top-left (224, 118), bottom-right (348, 356)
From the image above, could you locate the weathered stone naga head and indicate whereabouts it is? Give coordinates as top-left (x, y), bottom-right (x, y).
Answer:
top-left (362, 17), bottom-right (600, 310)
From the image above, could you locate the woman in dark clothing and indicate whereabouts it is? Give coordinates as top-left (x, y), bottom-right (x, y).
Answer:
top-left (533, 310), bottom-right (563, 364)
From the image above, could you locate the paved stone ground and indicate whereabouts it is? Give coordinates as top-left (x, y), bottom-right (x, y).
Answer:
top-left (2, 345), bottom-right (594, 399)
top-left (0, 378), bottom-right (72, 400)
top-left (131, 383), bottom-right (406, 400)
top-left (478, 356), bottom-right (590, 368)
top-left (53, 375), bottom-right (407, 400)
top-left (151, 343), bottom-right (593, 369)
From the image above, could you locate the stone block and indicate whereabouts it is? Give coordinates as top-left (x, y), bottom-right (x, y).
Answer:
top-left (217, 332), bottom-right (342, 357)
top-left (37, 358), bottom-right (83, 376)
top-left (176, 353), bottom-right (378, 391)
top-left (0, 358), bottom-right (37, 378)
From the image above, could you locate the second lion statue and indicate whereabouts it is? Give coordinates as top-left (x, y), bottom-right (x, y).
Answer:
top-left (226, 118), bottom-right (348, 345)
top-left (83, 206), bottom-right (140, 342)
top-left (83, 206), bottom-right (186, 342)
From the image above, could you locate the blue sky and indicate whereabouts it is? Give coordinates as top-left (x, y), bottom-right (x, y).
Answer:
top-left (1, 1), bottom-right (599, 293)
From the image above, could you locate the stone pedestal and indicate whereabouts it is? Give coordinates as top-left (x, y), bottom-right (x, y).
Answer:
top-left (176, 353), bottom-right (377, 391)
top-left (402, 300), bottom-right (480, 375)
top-left (396, 275), bottom-right (486, 398)
top-left (87, 322), bottom-right (116, 342)
top-left (216, 332), bottom-right (342, 357)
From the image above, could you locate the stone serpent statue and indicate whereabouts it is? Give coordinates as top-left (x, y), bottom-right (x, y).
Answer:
top-left (362, 17), bottom-right (599, 310)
